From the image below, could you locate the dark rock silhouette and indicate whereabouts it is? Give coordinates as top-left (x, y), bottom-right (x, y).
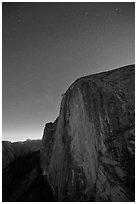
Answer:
top-left (2, 141), bottom-right (15, 169)
top-left (2, 139), bottom-right (41, 168)
top-left (2, 151), bottom-right (56, 201)
top-left (40, 64), bottom-right (135, 201)
top-left (2, 140), bottom-right (51, 202)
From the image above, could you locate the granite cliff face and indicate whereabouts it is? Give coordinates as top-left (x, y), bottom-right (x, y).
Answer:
top-left (41, 65), bottom-right (135, 201)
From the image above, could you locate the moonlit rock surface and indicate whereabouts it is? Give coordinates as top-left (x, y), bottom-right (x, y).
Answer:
top-left (41, 65), bottom-right (135, 201)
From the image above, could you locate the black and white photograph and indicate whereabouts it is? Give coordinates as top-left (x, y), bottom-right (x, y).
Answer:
top-left (2, 1), bottom-right (135, 202)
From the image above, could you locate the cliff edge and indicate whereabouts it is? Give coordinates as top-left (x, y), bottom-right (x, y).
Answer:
top-left (41, 64), bottom-right (135, 201)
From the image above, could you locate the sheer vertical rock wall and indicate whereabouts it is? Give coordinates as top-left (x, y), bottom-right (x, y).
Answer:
top-left (41, 65), bottom-right (135, 201)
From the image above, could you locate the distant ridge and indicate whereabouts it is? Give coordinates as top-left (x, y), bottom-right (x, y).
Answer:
top-left (2, 139), bottom-right (41, 168)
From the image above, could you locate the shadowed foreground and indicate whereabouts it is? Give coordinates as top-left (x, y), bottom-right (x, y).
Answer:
top-left (2, 151), bottom-right (56, 201)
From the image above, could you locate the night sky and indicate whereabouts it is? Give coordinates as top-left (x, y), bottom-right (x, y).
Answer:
top-left (3, 2), bottom-right (135, 142)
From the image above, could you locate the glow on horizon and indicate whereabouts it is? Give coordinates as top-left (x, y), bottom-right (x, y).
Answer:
top-left (2, 2), bottom-right (134, 142)
top-left (3, 129), bottom-right (44, 142)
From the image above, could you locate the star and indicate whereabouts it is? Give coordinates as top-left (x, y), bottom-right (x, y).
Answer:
top-left (17, 18), bottom-right (22, 23)
top-left (77, 51), bottom-right (81, 56)
top-left (17, 13), bottom-right (22, 23)
top-left (13, 27), bottom-right (17, 31)
top-left (84, 11), bottom-right (89, 17)
top-left (53, 33), bottom-right (57, 37)
top-left (114, 8), bottom-right (119, 12)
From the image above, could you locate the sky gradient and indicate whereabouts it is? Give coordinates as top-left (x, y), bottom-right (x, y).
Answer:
top-left (3, 2), bottom-right (135, 142)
